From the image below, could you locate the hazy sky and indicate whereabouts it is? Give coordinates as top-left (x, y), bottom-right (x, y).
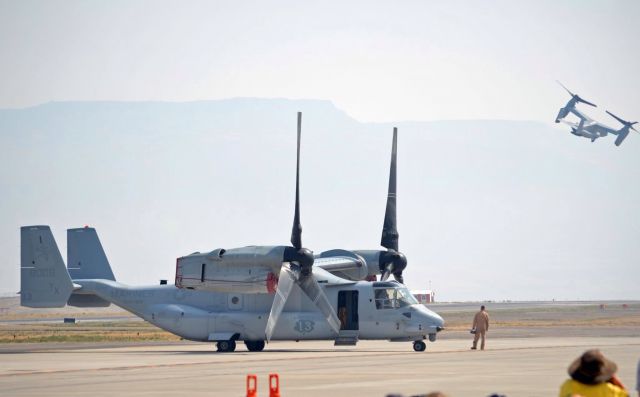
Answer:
top-left (1, 0), bottom-right (639, 122)
top-left (1, 1), bottom-right (640, 301)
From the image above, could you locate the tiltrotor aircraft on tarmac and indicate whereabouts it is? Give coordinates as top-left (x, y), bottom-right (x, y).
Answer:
top-left (20, 113), bottom-right (444, 353)
top-left (555, 81), bottom-right (638, 146)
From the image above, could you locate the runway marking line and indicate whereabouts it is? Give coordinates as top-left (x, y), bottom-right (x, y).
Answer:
top-left (1, 341), bottom-right (638, 378)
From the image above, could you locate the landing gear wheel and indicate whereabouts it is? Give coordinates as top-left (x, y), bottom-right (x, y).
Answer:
top-left (216, 339), bottom-right (236, 353)
top-left (244, 340), bottom-right (265, 352)
top-left (413, 340), bottom-right (426, 352)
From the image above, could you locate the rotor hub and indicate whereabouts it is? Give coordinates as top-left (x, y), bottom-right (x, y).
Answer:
top-left (283, 246), bottom-right (314, 269)
top-left (379, 250), bottom-right (407, 282)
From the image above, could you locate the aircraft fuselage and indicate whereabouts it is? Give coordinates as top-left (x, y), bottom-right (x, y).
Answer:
top-left (74, 279), bottom-right (444, 343)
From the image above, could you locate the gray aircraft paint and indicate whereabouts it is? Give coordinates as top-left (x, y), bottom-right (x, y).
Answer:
top-left (177, 121), bottom-right (434, 347)
top-left (561, 109), bottom-right (638, 146)
top-left (18, 116), bottom-right (446, 350)
top-left (20, 226), bottom-right (74, 308)
top-left (66, 227), bottom-right (114, 307)
top-left (20, 225), bottom-right (444, 348)
top-left (175, 246), bottom-right (366, 293)
top-left (67, 227), bottom-right (115, 280)
top-left (555, 82), bottom-right (637, 146)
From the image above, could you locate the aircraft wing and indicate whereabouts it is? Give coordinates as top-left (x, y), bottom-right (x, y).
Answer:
top-left (314, 252), bottom-right (369, 280)
top-left (560, 119), bottom-right (579, 129)
top-left (314, 256), bottom-right (364, 272)
top-left (570, 108), bottom-right (594, 123)
top-left (312, 266), bottom-right (357, 286)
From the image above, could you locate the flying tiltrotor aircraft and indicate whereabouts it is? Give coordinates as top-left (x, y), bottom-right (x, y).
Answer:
top-left (555, 81), bottom-right (638, 146)
top-left (20, 112), bottom-right (444, 353)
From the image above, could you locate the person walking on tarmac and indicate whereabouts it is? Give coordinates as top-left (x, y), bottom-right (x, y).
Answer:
top-left (471, 305), bottom-right (490, 350)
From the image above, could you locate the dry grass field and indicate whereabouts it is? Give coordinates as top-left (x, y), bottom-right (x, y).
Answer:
top-left (1, 297), bottom-right (639, 343)
top-left (0, 321), bottom-right (179, 343)
top-left (438, 302), bottom-right (640, 326)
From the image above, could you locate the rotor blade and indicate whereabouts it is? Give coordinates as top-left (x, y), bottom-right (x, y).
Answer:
top-left (556, 80), bottom-right (574, 97)
top-left (606, 110), bottom-right (628, 126)
top-left (577, 97), bottom-right (597, 107)
top-left (380, 267), bottom-right (392, 281)
top-left (298, 273), bottom-right (341, 335)
top-left (265, 264), bottom-right (297, 342)
top-left (381, 127), bottom-right (399, 251)
top-left (291, 112), bottom-right (303, 249)
top-left (393, 272), bottom-right (404, 284)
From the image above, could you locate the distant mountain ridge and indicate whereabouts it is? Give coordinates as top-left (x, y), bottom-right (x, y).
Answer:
top-left (0, 99), bottom-right (359, 138)
top-left (0, 98), bottom-right (638, 301)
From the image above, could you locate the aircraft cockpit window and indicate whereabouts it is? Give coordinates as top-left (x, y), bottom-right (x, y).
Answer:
top-left (375, 288), bottom-right (395, 309)
top-left (396, 287), bottom-right (418, 307)
top-left (374, 287), bottom-right (418, 309)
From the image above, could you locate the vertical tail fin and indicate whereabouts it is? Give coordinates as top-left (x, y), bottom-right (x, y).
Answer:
top-left (66, 227), bottom-right (115, 307)
top-left (20, 226), bottom-right (74, 308)
top-left (67, 227), bottom-right (115, 280)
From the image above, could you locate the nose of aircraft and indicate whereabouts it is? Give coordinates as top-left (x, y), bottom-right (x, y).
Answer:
top-left (414, 305), bottom-right (445, 331)
top-left (427, 309), bottom-right (445, 330)
top-left (431, 311), bottom-right (445, 330)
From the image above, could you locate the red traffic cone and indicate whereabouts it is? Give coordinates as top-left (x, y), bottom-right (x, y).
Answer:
top-left (246, 374), bottom-right (258, 397)
top-left (269, 373), bottom-right (280, 397)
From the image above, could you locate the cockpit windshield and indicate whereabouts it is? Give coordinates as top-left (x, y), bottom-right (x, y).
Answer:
top-left (374, 287), bottom-right (418, 309)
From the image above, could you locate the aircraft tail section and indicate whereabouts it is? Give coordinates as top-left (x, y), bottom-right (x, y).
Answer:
top-left (20, 226), bottom-right (74, 308)
top-left (66, 227), bottom-right (115, 307)
top-left (67, 227), bottom-right (116, 281)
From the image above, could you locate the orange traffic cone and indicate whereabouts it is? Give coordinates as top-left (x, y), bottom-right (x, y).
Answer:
top-left (269, 373), bottom-right (280, 397)
top-left (246, 374), bottom-right (258, 397)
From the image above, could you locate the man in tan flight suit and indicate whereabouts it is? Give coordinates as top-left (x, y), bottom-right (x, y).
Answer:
top-left (471, 305), bottom-right (489, 350)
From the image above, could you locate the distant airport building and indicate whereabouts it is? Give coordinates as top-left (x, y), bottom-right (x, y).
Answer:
top-left (411, 290), bottom-right (434, 304)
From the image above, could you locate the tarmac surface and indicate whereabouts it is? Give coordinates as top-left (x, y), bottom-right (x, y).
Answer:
top-left (1, 337), bottom-right (638, 397)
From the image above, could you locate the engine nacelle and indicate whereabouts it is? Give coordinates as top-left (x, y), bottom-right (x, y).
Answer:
top-left (175, 246), bottom-right (285, 293)
top-left (352, 250), bottom-right (384, 278)
top-left (316, 249), bottom-right (368, 280)
top-left (614, 129), bottom-right (630, 146)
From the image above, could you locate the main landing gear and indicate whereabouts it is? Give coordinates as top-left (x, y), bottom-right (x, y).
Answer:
top-left (216, 339), bottom-right (266, 352)
top-left (244, 340), bottom-right (265, 352)
top-left (413, 340), bottom-right (426, 352)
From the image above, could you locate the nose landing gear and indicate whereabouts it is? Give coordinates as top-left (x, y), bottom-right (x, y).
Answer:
top-left (413, 340), bottom-right (426, 352)
top-left (216, 339), bottom-right (236, 352)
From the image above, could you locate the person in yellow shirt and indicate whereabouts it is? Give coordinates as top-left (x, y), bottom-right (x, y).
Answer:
top-left (559, 349), bottom-right (628, 397)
